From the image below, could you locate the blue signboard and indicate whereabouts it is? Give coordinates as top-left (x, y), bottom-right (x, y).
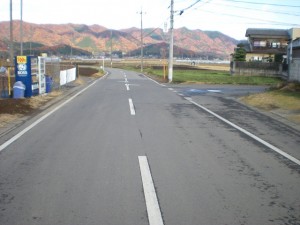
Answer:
top-left (15, 56), bottom-right (38, 97)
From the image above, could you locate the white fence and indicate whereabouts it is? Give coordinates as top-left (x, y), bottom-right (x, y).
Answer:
top-left (60, 68), bottom-right (76, 86)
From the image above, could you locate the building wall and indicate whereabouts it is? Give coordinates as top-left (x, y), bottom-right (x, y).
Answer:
top-left (289, 58), bottom-right (300, 82)
top-left (289, 28), bottom-right (300, 40)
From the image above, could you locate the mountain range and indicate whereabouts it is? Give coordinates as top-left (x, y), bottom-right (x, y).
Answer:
top-left (0, 21), bottom-right (238, 60)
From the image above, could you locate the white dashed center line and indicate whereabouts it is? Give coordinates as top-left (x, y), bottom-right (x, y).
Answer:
top-left (128, 98), bottom-right (136, 115)
top-left (138, 156), bottom-right (164, 225)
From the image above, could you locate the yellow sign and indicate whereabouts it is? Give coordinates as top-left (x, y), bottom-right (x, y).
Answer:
top-left (17, 56), bottom-right (27, 64)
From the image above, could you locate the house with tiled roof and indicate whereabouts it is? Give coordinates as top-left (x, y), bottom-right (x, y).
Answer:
top-left (231, 28), bottom-right (300, 81)
top-left (245, 28), bottom-right (290, 62)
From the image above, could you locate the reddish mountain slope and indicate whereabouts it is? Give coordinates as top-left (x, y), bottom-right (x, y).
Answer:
top-left (0, 21), bottom-right (238, 59)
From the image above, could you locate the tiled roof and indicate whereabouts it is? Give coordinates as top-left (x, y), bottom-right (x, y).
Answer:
top-left (246, 28), bottom-right (290, 38)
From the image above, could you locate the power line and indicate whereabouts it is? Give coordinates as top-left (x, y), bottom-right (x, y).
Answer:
top-left (201, 9), bottom-right (300, 27)
top-left (180, 0), bottom-right (202, 11)
top-left (209, 1), bottom-right (300, 17)
top-left (223, 0), bottom-right (300, 8)
top-left (176, 0), bottom-right (213, 15)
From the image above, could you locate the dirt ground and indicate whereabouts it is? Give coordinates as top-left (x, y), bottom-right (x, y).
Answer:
top-left (0, 67), bottom-right (102, 128)
top-left (0, 91), bottom-right (63, 128)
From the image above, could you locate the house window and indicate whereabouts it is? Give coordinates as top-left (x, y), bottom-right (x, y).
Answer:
top-left (254, 41), bottom-right (266, 47)
top-left (254, 41), bottom-right (260, 47)
top-left (272, 42), bottom-right (281, 48)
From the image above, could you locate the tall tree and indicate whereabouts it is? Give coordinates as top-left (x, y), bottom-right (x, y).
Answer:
top-left (233, 44), bottom-right (246, 62)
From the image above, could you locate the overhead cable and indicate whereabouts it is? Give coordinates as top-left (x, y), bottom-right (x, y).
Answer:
top-left (223, 0), bottom-right (300, 8)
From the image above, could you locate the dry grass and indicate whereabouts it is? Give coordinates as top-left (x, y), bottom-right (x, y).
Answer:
top-left (196, 64), bottom-right (230, 71)
top-left (27, 91), bottom-right (63, 109)
top-left (240, 89), bottom-right (300, 124)
top-left (0, 114), bottom-right (22, 128)
top-left (74, 77), bottom-right (87, 85)
top-left (288, 114), bottom-right (300, 123)
top-left (90, 72), bottom-right (104, 78)
top-left (241, 92), bottom-right (300, 111)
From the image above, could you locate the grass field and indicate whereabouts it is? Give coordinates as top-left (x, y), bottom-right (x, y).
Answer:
top-left (102, 58), bottom-right (282, 85)
top-left (145, 68), bottom-right (283, 85)
top-left (116, 65), bottom-right (282, 86)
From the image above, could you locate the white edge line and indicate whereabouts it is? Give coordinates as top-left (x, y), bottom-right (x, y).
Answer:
top-left (128, 98), bottom-right (136, 115)
top-left (145, 75), bottom-right (165, 86)
top-left (138, 156), bottom-right (164, 225)
top-left (0, 76), bottom-right (104, 153)
top-left (186, 98), bottom-right (300, 166)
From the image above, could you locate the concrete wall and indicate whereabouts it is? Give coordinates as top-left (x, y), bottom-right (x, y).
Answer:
top-left (289, 58), bottom-right (300, 82)
top-left (231, 62), bottom-right (282, 77)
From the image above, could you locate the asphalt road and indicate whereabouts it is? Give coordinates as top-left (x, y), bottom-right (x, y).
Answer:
top-left (0, 68), bottom-right (299, 225)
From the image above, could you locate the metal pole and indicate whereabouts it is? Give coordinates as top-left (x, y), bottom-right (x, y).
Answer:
top-left (20, 0), bottom-right (23, 55)
top-left (168, 0), bottom-right (174, 83)
top-left (8, 67), bottom-right (11, 96)
top-left (102, 56), bottom-right (105, 72)
top-left (110, 29), bottom-right (113, 68)
top-left (140, 9), bottom-right (144, 73)
top-left (9, 0), bottom-right (14, 65)
top-left (30, 25), bottom-right (32, 55)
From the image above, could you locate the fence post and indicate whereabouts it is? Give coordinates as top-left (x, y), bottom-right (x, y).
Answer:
top-left (8, 67), bottom-right (11, 96)
top-left (76, 63), bottom-right (79, 78)
top-left (230, 61), bottom-right (237, 76)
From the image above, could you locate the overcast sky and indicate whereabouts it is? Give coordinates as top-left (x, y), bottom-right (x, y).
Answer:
top-left (1, 0), bottom-right (299, 40)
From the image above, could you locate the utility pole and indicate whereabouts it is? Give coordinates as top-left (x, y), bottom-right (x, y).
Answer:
top-left (138, 9), bottom-right (145, 73)
top-left (168, 0), bottom-right (174, 83)
top-left (20, 0), bottom-right (23, 55)
top-left (9, 0), bottom-right (14, 64)
top-left (110, 29), bottom-right (113, 68)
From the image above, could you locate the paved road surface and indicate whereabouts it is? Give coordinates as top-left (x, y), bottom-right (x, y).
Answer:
top-left (0, 68), bottom-right (299, 225)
